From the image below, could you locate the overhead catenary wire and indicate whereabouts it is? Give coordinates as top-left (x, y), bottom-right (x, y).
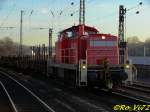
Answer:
top-left (87, 1), bottom-right (144, 25)
top-left (48, 0), bottom-right (76, 33)
top-left (0, 27), bottom-right (16, 38)
top-left (70, 0), bottom-right (94, 16)
top-left (28, 0), bottom-right (35, 31)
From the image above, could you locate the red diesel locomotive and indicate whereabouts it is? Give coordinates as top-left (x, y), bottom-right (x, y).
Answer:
top-left (48, 24), bottom-right (128, 89)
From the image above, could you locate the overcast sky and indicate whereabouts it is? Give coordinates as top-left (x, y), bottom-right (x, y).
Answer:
top-left (0, 0), bottom-right (150, 45)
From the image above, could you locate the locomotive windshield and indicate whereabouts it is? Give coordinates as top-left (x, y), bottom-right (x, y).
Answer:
top-left (90, 40), bottom-right (117, 47)
top-left (66, 31), bottom-right (78, 38)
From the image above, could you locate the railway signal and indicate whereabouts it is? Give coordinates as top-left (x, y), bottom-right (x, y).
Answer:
top-left (118, 2), bottom-right (142, 64)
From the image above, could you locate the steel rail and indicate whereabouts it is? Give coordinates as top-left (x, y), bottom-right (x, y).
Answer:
top-left (112, 91), bottom-right (150, 104)
top-left (122, 85), bottom-right (150, 93)
top-left (0, 71), bottom-right (55, 112)
top-left (0, 81), bottom-right (18, 112)
top-left (133, 81), bottom-right (150, 89)
top-left (101, 88), bottom-right (150, 104)
top-left (134, 81), bottom-right (150, 85)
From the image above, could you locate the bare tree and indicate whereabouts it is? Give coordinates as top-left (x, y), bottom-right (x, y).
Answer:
top-left (0, 37), bottom-right (17, 56)
top-left (127, 36), bottom-right (140, 44)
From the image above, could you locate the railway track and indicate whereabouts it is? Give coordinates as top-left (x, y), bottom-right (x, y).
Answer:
top-left (133, 81), bottom-right (150, 89)
top-left (122, 85), bottom-right (150, 93)
top-left (116, 81), bottom-right (150, 101)
top-left (114, 84), bottom-right (150, 104)
top-left (0, 81), bottom-right (14, 112)
top-left (112, 89), bottom-right (150, 104)
top-left (0, 71), bottom-right (55, 112)
top-left (88, 88), bottom-right (150, 112)
top-left (0, 69), bottom-right (112, 112)
top-left (94, 87), bottom-right (150, 104)
top-left (0, 68), bottom-right (150, 112)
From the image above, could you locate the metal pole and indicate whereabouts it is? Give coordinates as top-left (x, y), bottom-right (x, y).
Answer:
top-left (47, 28), bottom-right (52, 77)
top-left (19, 10), bottom-right (24, 57)
top-left (144, 46), bottom-right (146, 57)
top-left (79, 0), bottom-right (85, 24)
top-left (118, 5), bottom-right (126, 42)
top-left (49, 28), bottom-right (53, 58)
top-left (79, 0), bottom-right (82, 24)
top-left (83, 0), bottom-right (85, 24)
top-left (118, 5), bottom-right (127, 64)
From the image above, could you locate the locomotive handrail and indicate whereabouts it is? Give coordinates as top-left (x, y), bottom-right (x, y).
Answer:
top-left (87, 55), bottom-right (118, 57)
top-left (56, 48), bottom-right (78, 64)
top-left (87, 49), bottom-right (114, 51)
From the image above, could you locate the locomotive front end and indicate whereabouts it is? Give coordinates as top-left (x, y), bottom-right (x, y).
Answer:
top-left (86, 34), bottom-right (128, 89)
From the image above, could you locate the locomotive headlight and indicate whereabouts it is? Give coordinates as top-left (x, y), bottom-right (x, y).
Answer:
top-left (82, 65), bottom-right (86, 69)
top-left (125, 64), bottom-right (130, 69)
top-left (102, 36), bottom-right (105, 39)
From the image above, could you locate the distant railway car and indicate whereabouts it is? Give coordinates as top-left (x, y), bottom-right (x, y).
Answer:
top-left (48, 24), bottom-right (128, 89)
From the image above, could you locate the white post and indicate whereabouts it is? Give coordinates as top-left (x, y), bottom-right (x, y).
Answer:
top-left (144, 46), bottom-right (146, 57)
top-left (144, 46), bottom-right (146, 65)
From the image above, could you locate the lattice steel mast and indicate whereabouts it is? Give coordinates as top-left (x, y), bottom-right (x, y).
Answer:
top-left (79, 0), bottom-right (85, 24)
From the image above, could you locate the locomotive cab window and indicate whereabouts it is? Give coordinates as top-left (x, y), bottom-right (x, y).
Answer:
top-left (66, 31), bottom-right (77, 38)
top-left (90, 40), bottom-right (117, 47)
top-left (67, 32), bottom-right (73, 38)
